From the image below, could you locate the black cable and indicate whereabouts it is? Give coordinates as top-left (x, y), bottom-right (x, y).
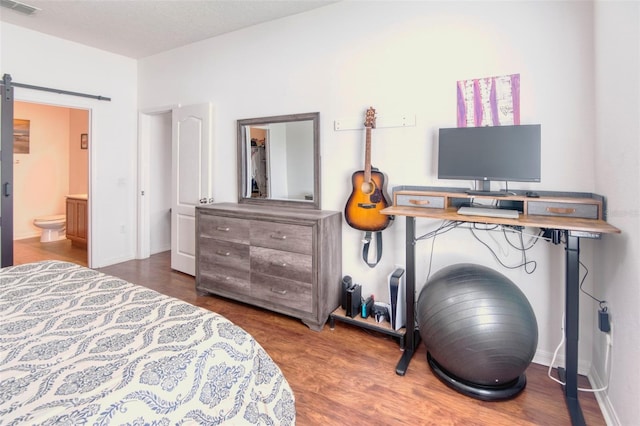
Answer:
top-left (502, 227), bottom-right (542, 251)
top-left (468, 224), bottom-right (537, 273)
top-left (415, 220), bottom-right (459, 241)
top-left (578, 259), bottom-right (607, 307)
top-left (502, 227), bottom-right (543, 274)
top-left (417, 220), bottom-right (462, 282)
top-left (559, 233), bottom-right (607, 307)
top-left (418, 221), bottom-right (540, 277)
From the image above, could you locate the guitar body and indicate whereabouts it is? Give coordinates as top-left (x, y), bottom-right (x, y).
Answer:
top-left (344, 167), bottom-right (392, 232)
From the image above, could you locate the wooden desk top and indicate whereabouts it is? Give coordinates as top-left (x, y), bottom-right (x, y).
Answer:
top-left (381, 205), bottom-right (621, 235)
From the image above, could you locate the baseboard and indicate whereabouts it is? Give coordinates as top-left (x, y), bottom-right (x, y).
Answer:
top-left (151, 244), bottom-right (171, 255)
top-left (14, 233), bottom-right (41, 240)
top-left (532, 348), bottom-right (591, 376)
top-left (589, 367), bottom-right (620, 425)
top-left (92, 254), bottom-right (135, 269)
top-left (534, 349), bottom-right (619, 425)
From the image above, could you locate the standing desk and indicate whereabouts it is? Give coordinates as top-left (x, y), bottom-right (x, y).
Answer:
top-left (381, 188), bottom-right (620, 426)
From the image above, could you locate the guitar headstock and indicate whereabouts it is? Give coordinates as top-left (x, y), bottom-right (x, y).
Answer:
top-left (364, 107), bottom-right (376, 129)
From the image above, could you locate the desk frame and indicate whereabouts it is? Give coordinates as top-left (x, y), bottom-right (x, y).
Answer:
top-left (383, 194), bottom-right (619, 426)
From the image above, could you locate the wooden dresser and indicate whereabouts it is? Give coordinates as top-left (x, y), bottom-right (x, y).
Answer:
top-left (195, 203), bottom-right (342, 331)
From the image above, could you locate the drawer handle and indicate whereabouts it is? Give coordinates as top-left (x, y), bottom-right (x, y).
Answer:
top-left (546, 207), bottom-right (576, 215)
top-left (216, 226), bottom-right (230, 232)
top-left (271, 261), bottom-right (288, 268)
top-left (271, 288), bottom-right (287, 295)
top-left (409, 199), bottom-right (430, 205)
top-left (270, 234), bottom-right (287, 240)
top-left (216, 250), bottom-right (231, 256)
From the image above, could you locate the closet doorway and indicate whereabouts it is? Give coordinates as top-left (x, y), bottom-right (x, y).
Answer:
top-left (137, 103), bottom-right (213, 276)
top-left (137, 109), bottom-right (172, 259)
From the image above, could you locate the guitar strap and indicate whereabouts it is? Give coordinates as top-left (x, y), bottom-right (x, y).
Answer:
top-left (362, 231), bottom-right (383, 268)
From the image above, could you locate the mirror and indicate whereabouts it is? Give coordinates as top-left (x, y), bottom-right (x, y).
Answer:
top-left (237, 112), bottom-right (320, 209)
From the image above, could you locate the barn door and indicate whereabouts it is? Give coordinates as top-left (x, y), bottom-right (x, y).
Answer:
top-left (0, 75), bottom-right (15, 267)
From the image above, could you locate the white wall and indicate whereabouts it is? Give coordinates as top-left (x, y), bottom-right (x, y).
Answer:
top-left (286, 120), bottom-right (314, 199)
top-left (68, 108), bottom-right (89, 195)
top-left (593, 2), bottom-right (640, 425)
top-left (268, 123), bottom-right (288, 199)
top-left (1, 22), bottom-right (138, 267)
top-left (139, 0), bottom-right (600, 372)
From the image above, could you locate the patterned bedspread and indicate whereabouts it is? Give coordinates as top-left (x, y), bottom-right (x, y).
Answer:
top-left (0, 261), bottom-right (295, 425)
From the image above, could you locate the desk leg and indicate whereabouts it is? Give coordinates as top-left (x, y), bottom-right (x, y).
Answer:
top-left (562, 232), bottom-right (586, 426)
top-left (396, 216), bottom-right (420, 375)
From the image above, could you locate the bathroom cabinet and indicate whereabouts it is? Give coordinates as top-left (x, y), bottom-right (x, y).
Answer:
top-left (195, 203), bottom-right (342, 331)
top-left (66, 195), bottom-right (87, 248)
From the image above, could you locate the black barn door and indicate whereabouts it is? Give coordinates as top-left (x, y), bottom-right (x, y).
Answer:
top-left (0, 74), bottom-right (15, 266)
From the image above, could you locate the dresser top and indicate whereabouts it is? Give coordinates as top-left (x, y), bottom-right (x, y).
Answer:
top-left (197, 202), bottom-right (341, 221)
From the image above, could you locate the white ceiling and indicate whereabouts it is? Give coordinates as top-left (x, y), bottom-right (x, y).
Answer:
top-left (0, 0), bottom-right (338, 59)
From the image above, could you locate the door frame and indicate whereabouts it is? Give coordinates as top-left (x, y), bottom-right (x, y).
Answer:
top-left (2, 88), bottom-right (94, 266)
top-left (137, 105), bottom-right (177, 260)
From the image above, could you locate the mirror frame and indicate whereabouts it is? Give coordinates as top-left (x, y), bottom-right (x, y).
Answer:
top-left (237, 112), bottom-right (321, 210)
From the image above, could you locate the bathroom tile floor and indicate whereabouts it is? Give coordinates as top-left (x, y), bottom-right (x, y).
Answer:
top-left (13, 237), bottom-right (87, 267)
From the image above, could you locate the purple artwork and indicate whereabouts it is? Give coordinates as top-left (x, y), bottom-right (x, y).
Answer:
top-left (457, 74), bottom-right (520, 127)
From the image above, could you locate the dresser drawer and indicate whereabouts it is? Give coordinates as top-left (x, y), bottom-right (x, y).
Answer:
top-left (527, 201), bottom-right (599, 219)
top-left (251, 272), bottom-right (313, 313)
top-left (250, 246), bottom-right (313, 283)
top-left (395, 193), bottom-right (446, 209)
top-left (198, 270), bottom-right (251, 295)
top-left (198, 239), bottom-right (250, 275)
top-left (199, 215), bottom-right (249, 244)
top-left (197, 239), bottom-right (250, 294)
top-left (250, 221), bottom-right (312, 254)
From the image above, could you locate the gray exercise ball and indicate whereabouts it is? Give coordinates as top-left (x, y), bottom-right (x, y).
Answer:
top-left (417, 263), bottom-right (538, 390)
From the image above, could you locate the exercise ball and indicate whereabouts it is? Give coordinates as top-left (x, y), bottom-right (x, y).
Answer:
top-left (417, 263), bottom-right (538, 400)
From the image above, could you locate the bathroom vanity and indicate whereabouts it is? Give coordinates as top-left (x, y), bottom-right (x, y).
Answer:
top-left (66, 194), bottom-right (87, 248)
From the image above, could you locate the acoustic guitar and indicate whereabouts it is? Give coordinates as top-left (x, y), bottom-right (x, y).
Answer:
top-left (344, 107), bottom-right (392, 232)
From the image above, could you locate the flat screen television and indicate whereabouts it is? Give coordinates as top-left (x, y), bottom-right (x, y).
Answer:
top-left (437, 124), bottom-right (541, 195)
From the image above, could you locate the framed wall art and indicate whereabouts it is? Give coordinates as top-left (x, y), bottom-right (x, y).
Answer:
top-left (14, 119), bottom-right (30, 154)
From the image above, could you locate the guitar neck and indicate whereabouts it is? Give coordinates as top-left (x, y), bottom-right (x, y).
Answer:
top-left (364, 126), bottom-right (372, 181)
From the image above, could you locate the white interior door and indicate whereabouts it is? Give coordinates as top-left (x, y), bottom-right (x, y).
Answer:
top-left (171, 103), bottom-right (213, 275)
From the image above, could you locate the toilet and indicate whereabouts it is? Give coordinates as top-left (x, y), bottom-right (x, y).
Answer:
top-left (33, 215), bottom-right (67, 243)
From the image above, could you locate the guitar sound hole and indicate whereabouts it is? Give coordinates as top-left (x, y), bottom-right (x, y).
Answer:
top-left (360, 181), bottom-right (375, 195)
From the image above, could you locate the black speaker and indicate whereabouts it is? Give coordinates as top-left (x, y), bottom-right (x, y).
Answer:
top-left (345, 284), bottom-right (362, 319)
top-left (341, 275), bottom-right (352, 310)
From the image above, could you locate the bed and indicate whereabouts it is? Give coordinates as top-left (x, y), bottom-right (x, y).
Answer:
top-left (0, 260), bottom-right (295, 425)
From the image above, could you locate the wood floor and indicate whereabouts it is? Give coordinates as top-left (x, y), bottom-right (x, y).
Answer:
top-left (13, 241), bottom-right (606, 425)
top-left (14, 237), bottom-right (88, 267)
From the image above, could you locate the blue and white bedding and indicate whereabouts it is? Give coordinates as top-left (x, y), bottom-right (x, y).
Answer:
top-left (0, 261), bottom-right (295, 425)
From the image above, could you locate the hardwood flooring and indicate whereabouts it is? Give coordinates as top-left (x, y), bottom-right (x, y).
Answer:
top-left (14, 237), bottom-right (87, 267)
top-left (12, 243), bottom-right (606, 425)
